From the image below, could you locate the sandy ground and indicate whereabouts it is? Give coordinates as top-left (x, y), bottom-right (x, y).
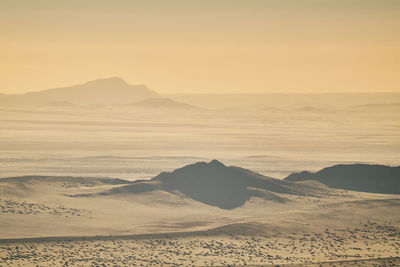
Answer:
top-left (0, 220), bottom-right (399, 266)
top-left (0, 176), bottom-right (399, 266)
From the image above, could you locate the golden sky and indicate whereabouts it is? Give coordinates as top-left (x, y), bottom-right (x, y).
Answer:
top-left (1, 0), bottom-right (399, 94)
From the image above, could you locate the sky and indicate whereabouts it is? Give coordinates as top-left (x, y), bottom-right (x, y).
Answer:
top-left (1, 0), bottom-right (400, 94)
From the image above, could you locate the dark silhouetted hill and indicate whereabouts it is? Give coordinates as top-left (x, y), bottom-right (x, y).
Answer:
top-left (100, 160), bottom-right (325, 209)
top-left (284, 164), bottom-right (400, 194)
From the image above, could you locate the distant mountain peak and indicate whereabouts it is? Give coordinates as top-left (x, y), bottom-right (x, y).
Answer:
top-left (76, 77), bottom-right (152, 93)
top-left (208, 159), bottom-right (225, 167)
top-left (0, 77), bottom-right (159, 106)
top-left (109, 76), bottom-right (124, 81)
top-left (101, 76), bottom-right (124, 81)
top-left (84, 76), bottom-right (129, 86)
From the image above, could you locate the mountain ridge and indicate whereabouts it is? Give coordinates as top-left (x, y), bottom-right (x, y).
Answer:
top-left (0, 77), bottom-right (159, 106)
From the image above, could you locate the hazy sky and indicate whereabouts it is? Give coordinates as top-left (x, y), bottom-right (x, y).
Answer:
top-left (1, 0), bottom-right (400, 94)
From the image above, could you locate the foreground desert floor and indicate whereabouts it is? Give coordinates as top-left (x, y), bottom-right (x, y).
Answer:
top-left (0, 175), bottom-right (399, 266)
top-left (1, 228), bottom-right (400, 266)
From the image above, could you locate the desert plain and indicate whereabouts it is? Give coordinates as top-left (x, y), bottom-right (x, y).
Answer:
top-left (1, 93), bottom-right (400, 266)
